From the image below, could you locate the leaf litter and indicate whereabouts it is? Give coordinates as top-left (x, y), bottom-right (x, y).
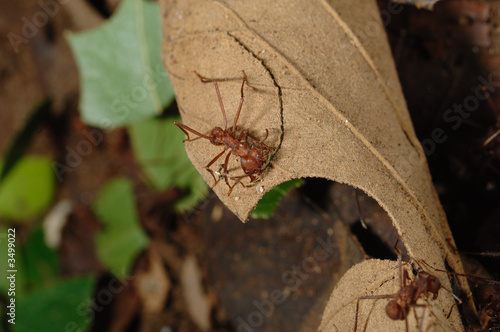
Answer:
top-left (161, 0), bottom-right (475, 330)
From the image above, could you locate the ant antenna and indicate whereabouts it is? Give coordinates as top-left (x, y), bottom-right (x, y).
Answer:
top-left (232, 71), bottom-right (247, 135)
top-left (195, 72), bottom-right (228, 130)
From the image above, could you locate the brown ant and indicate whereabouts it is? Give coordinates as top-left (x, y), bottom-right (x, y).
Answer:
top-left (420, 256), bottom-right (500, 331)
top-left (354, 244), bottom-right (461, 331)
top-left (174, 71), bottom-right (274, 195)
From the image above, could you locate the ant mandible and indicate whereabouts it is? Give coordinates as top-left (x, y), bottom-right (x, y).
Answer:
top-left (354, 244), bottom-right (461, 331)
top-left (174, 71), bottom-right (274, 195)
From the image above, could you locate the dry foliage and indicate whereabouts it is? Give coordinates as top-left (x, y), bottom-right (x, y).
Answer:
top-left (161, 0), bottom-right (473, 330)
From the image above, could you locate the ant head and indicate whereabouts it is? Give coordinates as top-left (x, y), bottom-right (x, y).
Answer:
top-left (210, 127), bottom-right (225, 145)
top-left (211, 127), bottom-right (224, 136)
top-left (426, 274), bottom-right (441, 299)
top-left (386, 300), bottom-right (405, 320)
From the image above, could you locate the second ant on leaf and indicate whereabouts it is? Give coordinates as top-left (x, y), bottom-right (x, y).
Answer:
top-left (354, 242), bottom-right (461, 332)
top-left (420, 253), bottom-right (500, 331)
top-left (174, 71), bottom-right (275, 195)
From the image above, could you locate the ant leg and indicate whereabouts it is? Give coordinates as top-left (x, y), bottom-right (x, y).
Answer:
top-left (193, 71), bottom-right (248, 135)
top-left (417, 304), bottom-right (426, 332)
top-left (246, 129), bottom-right (275, 151)
top-left (221, 152), bottom-right (235, 196)
top-left (262, 128), bottom-right (269, 142)
top-left (395, 246), bottom-right (410, 332)
top-left (260, 129), bottom-right (273, 150)
top-left (354, 294), bottom-right (395, 332)
top-left (393, 239), bottom-right (411, 289)
top-left (402, 269), bottom-right (412, 288)
top-left (220, 153), bottom-right (251, 195)
top-left (354, 297), bottom-right (362, 332)
top-left (415, 303), bottom-right (441, 332)
top-left (397, 247), bottom-right (404, 289)
top-left (401, 265), bottom-right (411, 332)
top-left (205, 148), bottom-right (227, 187)
top-left (231, 70), bottom-right (247, 135)
top-left (195, 72), bottom-right (229, 130)
top-left (246, 129), bottom-right (268, 143)
top-left (237, 130), bottom-right (248, 142)
top-left (174, 121), bottom-right (212, 142)
top-left (227, 175), bottom-right (249, 193)
top-left (232, 173), bottom-right (257, 183)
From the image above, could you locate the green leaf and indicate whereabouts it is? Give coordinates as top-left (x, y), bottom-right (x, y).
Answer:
top-left (23, 226), bottom-right (58, 289)
top-left (93, 178), bottom-right (148, 277)
top-left (251, 179), bottom-right (304, 219)
top-left (0, 100), bottom-right (51, 183)
top-left (13, 276), bottom-right (95, 332)
top-left (0, 226), bottom-right (57, 298)
top-left (128, 117), bottom-right (208, 212)
top-left (67, 0), bottom-right (174, 128)
top-left (0, 157), bottom-right (55, 221)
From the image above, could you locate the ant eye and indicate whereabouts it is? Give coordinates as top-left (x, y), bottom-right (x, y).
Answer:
top-left (245, 170), bottom-right (249, 174)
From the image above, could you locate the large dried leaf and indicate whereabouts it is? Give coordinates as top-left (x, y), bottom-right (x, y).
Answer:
top-left (161, 0), bottom-right (472, 330)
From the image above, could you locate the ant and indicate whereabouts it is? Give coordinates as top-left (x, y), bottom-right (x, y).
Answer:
top-left (174, 71), bottom-right (274, 195)
top-left (354, 244), bottom-right (461, 332)
top-left (420, 255), bottom-right (500, 331)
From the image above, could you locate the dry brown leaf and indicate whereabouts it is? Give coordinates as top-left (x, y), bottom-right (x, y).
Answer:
top-left (161, 0), bottom-right (473, 330)
top-left (180, 255), bottom-right (211, 331)
top-left (135, 250), bottom-right (171, 314)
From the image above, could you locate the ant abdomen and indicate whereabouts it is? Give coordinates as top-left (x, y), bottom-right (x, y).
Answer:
top-left (386, 300), bottom-right (405, 320)
top-left (240, 152), bottom-right (262, 178)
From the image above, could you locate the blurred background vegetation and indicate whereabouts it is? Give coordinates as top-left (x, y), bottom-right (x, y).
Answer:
top-left (0, 0), bottom-right (499, 331)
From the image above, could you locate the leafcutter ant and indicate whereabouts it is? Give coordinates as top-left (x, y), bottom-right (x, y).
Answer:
top-left (354, 245), bottom-right (461, 331)
top-left (420, 255), bottom-right (500, 331)
top-left (174, 71), bottom-right (274, 195)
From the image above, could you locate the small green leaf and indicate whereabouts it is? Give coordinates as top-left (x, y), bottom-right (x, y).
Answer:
top-left (0, 100), bottom-right (51, 183)
top-left (13, 276), bottom-right (95, 332)
top-left (0, 157), bottom-right (55, 221)
top-left (67, 0), bottom-right (174, 128)
top-left (23, 226), bottom-right (58, 289)
top-left (93, 178), bottom-right (148, 277)
top-left (128, 117), bottom-right (208, 212)
top-left (251, 179), bottom-right (304, 219)
top-left (0, 226), bottom-right (58, 298)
